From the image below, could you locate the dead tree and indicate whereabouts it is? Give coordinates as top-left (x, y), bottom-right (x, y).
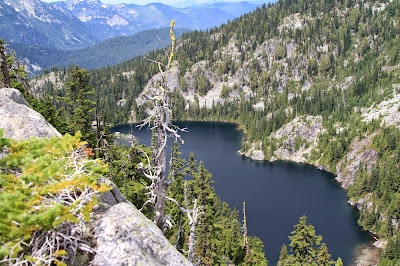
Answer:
top-left (243, 201), bottom-right (251, 256)
top-left (136, 22), bottom-right (204, 261)
top-left (184, 181), bottom-right (204, 262)
top-left (137, 20), bottom-right (187, 230)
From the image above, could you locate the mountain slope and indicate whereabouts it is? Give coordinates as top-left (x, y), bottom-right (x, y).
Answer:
top-left (0, 0), bottom-right (97, 50)
top-left (54, 0), bottom-right (260, 41)
top-left (10, 27), bottom-right (190, 72)
top-left (0, 0), bottom-right (261, 50)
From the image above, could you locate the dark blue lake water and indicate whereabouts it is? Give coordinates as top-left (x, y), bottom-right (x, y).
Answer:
top-left (111, 121), bottom-right (372, 265)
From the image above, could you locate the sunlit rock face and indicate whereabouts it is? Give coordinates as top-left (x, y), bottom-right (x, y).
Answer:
top-left (0, 88), bottom-right (61, 140)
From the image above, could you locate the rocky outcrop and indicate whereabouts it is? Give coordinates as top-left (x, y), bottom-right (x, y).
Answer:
top-left (239, 142), bottom-right (265, 161)
top-left (352, 244), bottom-right (381, 266)
top-left (336, 133), bottom-right (379, 190)
top-left (91, 202), bottom-right (192, 266)
top-left (0, 88), bottom-right (61, 140)
top-left (362, 87), bottom-right (400, 128)
top-left (86, 178), bottom-right (192, 266)
top-left (271, 115), bottom-right (324, 163)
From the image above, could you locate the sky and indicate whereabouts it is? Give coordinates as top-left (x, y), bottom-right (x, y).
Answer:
top-left (41, 0), bottom-right (267, 8)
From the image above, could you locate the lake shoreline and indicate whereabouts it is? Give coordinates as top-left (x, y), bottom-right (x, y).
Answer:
top-left (112, 120), bottom-right (378, 264)
top-left (173, 119), bottom-right (382, 264)
top-left (238, 141), bottom-right (382, 265)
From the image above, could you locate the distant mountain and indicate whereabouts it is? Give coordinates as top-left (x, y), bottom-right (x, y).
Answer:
top-left (0, 0), bottom-right (262, 51)
top-left (10, 27), bottom-right (190, 73)
top-left (199, 1), bottom-right (261, 17)
top-left (53, 0), bottom-right (261, 41)
top-left (0, 0), bottom-right (98, 50)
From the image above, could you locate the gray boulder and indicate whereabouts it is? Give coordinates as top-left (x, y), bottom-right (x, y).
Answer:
top-left (91, 202), bottom-right (192, 266)
top-left (0, 88), bottom-right (61, 140)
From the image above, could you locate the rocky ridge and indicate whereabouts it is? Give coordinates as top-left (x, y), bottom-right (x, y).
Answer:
top-left (54, 0), bottom-right (259, 42)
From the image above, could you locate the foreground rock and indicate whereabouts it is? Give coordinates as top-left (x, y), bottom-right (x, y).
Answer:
top-left (91, 202), bottom-right (192, 266)
top-left (0, 88), bottom-right (61, 140)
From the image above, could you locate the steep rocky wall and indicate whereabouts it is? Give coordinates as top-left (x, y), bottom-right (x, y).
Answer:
top-left (271, 115), bottom-right (324, 163)
top-left (336, 133), bottom-right (379, 190)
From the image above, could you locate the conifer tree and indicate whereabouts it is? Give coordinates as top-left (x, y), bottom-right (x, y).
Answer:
top-left (278, 216), bottom-right (335, 265)
top-left (165, 142), bottom-right (186, 248)
top-left (289, 215), bottom-right (322, 263)
top-left (192, 162), bottom-right (214, 265)
top-left (0, 39), bottom-right (29, 96)
top-left (277, 244), bottom-right (288, 265)
top-left (62, 66), bottom-right (96, 147)
top-left (335, 257), bottom-right (343, 266)
top-left (317, 243), bottom-right (334, 265)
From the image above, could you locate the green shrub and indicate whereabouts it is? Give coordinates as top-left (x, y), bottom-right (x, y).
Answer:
top-left (0, 133), bottom-right (109, 265)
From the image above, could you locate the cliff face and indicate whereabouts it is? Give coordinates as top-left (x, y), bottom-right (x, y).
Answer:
top-left (335, 133), bottom-right (379, 190)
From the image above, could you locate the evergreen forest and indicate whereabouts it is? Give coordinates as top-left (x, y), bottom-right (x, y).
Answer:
top-left (1, 0), bottom-right (400, 263)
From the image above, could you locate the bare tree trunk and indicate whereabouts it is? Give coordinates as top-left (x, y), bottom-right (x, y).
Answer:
top-left (174, 212), bottom-right (183, 249)
top-left (138, 21), bottom-right (184, 232)
top-left (243, 201), bottom-right (251, 256)
top-left (188, 221), bottom-right (197, 262)
top-left (187, 199), bottom-right (199, 263)
top-left (184, 181), bottom-right (203, 263)
top-left (155, 108), bottom-right (168, 229)
top-left (12, 52), bottom-right (29, 96)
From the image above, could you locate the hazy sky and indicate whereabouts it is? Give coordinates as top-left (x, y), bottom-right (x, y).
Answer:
top-left (41, 0), bottom-right (263, 7)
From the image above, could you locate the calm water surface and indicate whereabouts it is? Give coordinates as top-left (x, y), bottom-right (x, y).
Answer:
top-left (111, 121), bottom-right (372, 265)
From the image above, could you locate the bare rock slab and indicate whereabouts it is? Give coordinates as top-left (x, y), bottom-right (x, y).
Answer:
top-left (0, 88), bottom-right (61, 140)
top-left (92, 202), bottom-right (192, 266)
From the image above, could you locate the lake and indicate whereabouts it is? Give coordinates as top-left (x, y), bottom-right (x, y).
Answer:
top-left (111, 121), bottom-right (373, 265)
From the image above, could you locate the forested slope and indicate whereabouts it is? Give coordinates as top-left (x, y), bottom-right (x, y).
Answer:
top-left (10, 28), bottom-right (189, 73)
top-left (32, 0), bottom-right (400, 263)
